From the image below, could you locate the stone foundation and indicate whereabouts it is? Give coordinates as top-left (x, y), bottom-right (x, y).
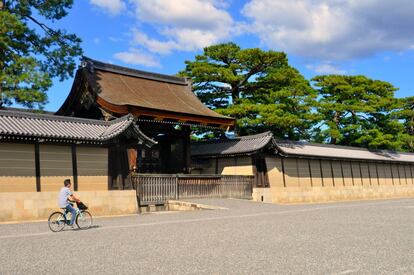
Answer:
top-left (0, 190), bottom-right (138, 222)
top-left (139, 200), bottom-right (227, 213)
top-left (253, 185), bottom-right (414, 204)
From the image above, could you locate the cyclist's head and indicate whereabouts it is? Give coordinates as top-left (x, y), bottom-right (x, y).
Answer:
top-left (64, 179), bottom-right (71, 187)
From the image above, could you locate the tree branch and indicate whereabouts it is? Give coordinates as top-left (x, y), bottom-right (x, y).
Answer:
top-left (23, 15), bottom-right (57, 36)
top-left (238, 67), bottom-right (260, 88)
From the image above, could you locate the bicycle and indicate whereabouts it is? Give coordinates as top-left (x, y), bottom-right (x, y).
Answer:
top-left (48, 202), bottom-right (92, 232)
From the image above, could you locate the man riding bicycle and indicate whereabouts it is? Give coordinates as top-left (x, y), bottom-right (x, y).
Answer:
top-left (58, 179), bottom-right (80, 228)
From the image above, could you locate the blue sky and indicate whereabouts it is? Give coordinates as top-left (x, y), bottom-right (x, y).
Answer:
top-left (44, 0), bottom-right (414, 111)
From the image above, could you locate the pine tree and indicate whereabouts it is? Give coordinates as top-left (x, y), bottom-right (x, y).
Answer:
top-left (179, 43), bottom-right (316, 139)
top-left (312, 75), bottom-right (405, 150)
top-left (396, 96), bottom-right (414, 152)
top-left (0, 0), bottom-right (82, 109)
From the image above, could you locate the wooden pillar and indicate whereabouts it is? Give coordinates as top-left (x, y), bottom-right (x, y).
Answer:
top-left (71, 144), bottom-right (78, 191)
top-left (308, 159), bottom-right (313, 187)
top-left (319, 159), bottom-right (324, 187)
top-left (34, 143), bottom-right (41, 192)
top-left (120, 144), bottom-right (132, 189)
top-left (137, 147), bottom-right (143, 173)
top-left (115, 143), bottom-right (125, 189)
top-left (183, 126), bottom-right (191, 174)
top-left (252, 155), bottom-right (258, 187)
top-left (252, 153), bottom-right (269, 187)
top-left (107, 146), bottom-right (113, 190)
top-left (108, 143), bottom-right (125, 190)
top-left (263, 156), bottom-right (269, 187)
top-left (281, 157), bottom-right (287, 188)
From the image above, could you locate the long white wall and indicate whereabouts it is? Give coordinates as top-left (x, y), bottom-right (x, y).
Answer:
top-left (261, 156), bottom-right (414, 203)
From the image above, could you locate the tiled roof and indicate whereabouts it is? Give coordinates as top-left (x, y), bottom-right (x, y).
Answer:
top-left (275, 140), bottom-right (414, 163)
top-left (191, 131), bottom-right (275, 157)
top-left (82, 56), bottom-right (187, 85)
top-left (57, 57), bottom-right (234, 127)
top-left (0, 110), bottom-right (156, 146)
top-left (192, 131), bottom-right (414, 163)
top-left (0, 107), bottom-right (55, 115)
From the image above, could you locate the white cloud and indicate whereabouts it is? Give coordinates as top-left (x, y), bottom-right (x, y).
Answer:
top-left (113, 49), bottom-right (161, 68)
top-left (306, 63), bottom-right (345, 75)
top-left (133, 0), bottom-right (231, 30)
top-left (242, 0), bottom-right (414, 60)
top-left (128, 0), bottom-right (234, 54)
top-left (90, 0), bottom-right (126, 15)
top-left (131, 30), bottom-right (178, 55)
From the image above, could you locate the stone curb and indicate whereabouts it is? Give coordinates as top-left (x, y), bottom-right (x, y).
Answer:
top-left (167, 200), bottom-right (228, 211)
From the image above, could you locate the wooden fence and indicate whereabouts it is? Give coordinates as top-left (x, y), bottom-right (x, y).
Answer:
top-left (132, 174), bottom-right (253, 205)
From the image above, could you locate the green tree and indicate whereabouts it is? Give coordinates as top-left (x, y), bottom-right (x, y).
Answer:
top-left (179, 43), bottom-right (316, 139)
top-left (312, 75), bottom-right (405, 150)
top-left (397, 96), bottom-right (414, 151)
top-left (0, 0), bottom-right (82, 109)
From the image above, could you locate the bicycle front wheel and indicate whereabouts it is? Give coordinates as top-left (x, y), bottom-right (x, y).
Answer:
top-left (48, 212), bottom-right (66, 232)
top-left (76, 210), bottom-right (92, 229)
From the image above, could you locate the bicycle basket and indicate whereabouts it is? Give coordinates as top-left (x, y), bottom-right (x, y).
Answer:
top-left (77, 201), bottom-right (88, 210)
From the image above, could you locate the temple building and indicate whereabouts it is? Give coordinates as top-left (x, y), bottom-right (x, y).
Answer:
top-left (56, 57), bottom-right (234, 186)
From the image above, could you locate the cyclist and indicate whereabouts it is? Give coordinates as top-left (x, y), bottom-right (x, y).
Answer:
top-left (58, 179), bottom-right (80, 228)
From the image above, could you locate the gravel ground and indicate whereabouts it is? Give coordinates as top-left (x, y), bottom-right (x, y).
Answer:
top-left (0, 198), bottom-right (413, 275)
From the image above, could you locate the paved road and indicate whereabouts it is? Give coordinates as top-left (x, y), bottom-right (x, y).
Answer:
top-left (0, 198), bottom-right (413, 274)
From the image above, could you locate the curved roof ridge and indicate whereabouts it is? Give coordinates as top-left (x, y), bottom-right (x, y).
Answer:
top-left (239, 131), bottom-right (273, 140)
top-left (0, 109), bottom-right (109, 125)
top-left (275, 140), bottom-right (414, 163)
top-left (82, 56), bottom-right (187, 85)
top-left (192, 138), bottom-right (236, 145)
top-left (100, 115), bottom-right (133, 139)
top-left (0, 110), bottom-right (156, 146)
top-left (191, 131), bottom-right (275, 157)
top-left (107, 113), bottom-right (134, 124)
top-left (193, 131), bottom-right (274, 145)
top-left (275, 139), bottom-right (414, 156)
top-left (128, 124), bottom-right (157, 146)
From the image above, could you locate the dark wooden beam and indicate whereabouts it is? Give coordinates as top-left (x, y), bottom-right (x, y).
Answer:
top-left (183, 126), bottom-right (191, 174)
top-left (319, 159), bottom-right (324, 187)
top-left (71, 144), bottom-right (78, 191)
top-left (281, 157), bottom-right (287, 188)
top-left (34, 143), bottom-right (41, 192)
top-left (307, 159), bottom-right (313, 187)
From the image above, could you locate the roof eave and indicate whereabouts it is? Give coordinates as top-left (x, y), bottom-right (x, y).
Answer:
top-left (100, 115), bottom-right (157, 147)
top-left (274, 146), bottom-right (414, 164)
top-left (95, 96), bottom-right (235, 128)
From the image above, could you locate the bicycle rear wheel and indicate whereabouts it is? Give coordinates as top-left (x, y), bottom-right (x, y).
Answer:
top-left (48, 212), bottom-right (66, 232)
top-left (76, 210), bottom-right (92, 229)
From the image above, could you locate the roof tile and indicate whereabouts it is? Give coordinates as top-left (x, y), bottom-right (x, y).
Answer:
top-left (0, 110), bottom-right (156, 146)
top-left (191, 132), bottom-right (274, 157)
top-left (192, 131), bottom-right (414, 163)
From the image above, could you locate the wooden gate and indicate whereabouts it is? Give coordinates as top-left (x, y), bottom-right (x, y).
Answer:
top-left (132, 174), bottom-right (253, 205)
